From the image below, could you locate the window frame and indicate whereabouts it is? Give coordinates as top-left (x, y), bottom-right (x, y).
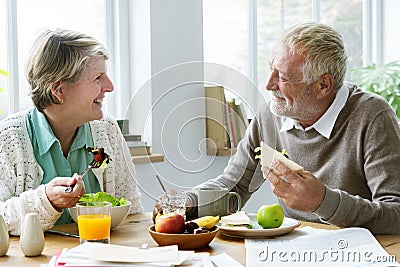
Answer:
top-left (5, 0), bottom-right (19, 114)
top-left (3, 0), bottom-right (132, 120)
top-left (247, 0), bottom-right (374, 110)
top-left (3, 0), bottom-right (383, 121)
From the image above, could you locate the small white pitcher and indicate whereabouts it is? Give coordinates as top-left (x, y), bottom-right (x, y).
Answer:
top-left (20, 213), bottom-right (45, 257)
top-left (0, 215), bottom-right (9, 256)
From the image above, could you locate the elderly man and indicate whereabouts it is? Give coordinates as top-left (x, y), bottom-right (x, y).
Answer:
top-left (154, 21), bottom-right (400, 234)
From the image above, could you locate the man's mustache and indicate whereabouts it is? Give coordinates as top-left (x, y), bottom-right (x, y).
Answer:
top-left (271, 91), bottom-right (285, 99)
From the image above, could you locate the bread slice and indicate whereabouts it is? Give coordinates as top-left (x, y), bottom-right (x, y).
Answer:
top-left (219, 211), bottom-right (251, 226)
top-left (255, 141), bottom-right (303, 176)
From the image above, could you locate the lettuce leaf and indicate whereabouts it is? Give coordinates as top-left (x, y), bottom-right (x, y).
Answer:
top-left (79, 192), bottom-right (127, 207)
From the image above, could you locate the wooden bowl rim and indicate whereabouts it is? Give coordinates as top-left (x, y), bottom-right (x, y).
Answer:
top-left (148, 225), bottom-right (219, 236)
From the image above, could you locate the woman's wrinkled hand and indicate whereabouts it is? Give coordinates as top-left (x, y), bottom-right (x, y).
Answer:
top-left (45, 173), bottom-right (85, 212)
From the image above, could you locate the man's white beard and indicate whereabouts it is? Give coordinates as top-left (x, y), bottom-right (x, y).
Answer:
top-left (269, 89), bottom-right (319, 122)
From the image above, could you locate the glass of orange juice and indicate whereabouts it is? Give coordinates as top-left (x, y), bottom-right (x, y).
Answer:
top-left (76, 202), bottom-right (111, 244)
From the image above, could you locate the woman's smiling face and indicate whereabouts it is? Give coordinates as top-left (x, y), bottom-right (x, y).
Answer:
top-left (61, 56), bottom-right (114, 124)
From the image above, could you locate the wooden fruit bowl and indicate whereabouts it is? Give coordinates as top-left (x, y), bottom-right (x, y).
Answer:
top-left (148, 225), bottom-right (219, 250)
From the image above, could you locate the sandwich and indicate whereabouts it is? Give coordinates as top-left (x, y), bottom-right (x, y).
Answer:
top-left (219, 211), bottom-right (252, 228)
top-left (255, 141), bottom-right (303, 176)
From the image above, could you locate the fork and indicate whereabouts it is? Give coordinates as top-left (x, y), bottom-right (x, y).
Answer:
top-left (64, 159), bottom-right (102, 193)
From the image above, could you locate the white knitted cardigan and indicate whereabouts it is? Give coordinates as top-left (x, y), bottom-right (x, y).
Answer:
top-left (0, 110), bottom-right (143, 235)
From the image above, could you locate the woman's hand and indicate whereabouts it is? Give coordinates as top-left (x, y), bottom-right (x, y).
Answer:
top-left (45, 173), bottom-right (85, 212)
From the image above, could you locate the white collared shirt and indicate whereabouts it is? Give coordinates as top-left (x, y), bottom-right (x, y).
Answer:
top-left (279, 85), bottom-right (349, 139)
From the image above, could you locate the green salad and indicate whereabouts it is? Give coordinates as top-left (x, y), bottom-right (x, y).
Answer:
top-left (79, 192), bottom-right (127, 207)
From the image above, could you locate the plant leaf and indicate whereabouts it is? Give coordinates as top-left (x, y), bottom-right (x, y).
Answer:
top-left (0, 69), bottom-right (10, 76)
top-left (350, 60), bottom-right (400, 118)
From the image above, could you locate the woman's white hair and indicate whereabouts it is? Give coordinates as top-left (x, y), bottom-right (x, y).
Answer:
top-left (26, 29), bottom-right (109, 111)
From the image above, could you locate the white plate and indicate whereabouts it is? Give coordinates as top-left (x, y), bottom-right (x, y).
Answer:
top-left (218, 214), bottom-right (300, 238)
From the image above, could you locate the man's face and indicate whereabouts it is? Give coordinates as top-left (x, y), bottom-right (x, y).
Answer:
top-left (266, 45), bottom-right (321, 123)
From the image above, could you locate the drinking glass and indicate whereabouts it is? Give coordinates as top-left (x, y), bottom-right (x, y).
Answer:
top-left (76, 202), bottom-right (111, 244)
top-left (162, 190), bottom-right (186, 217)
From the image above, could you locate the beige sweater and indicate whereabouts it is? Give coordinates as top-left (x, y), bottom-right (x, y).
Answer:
top-left (0, 111), bottom-right (143, 235)
top-left (193, 84), bottom-right (400, 234)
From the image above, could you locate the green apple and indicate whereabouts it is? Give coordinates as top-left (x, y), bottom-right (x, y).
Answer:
top-left (257, 204), bottom-right (284, 228)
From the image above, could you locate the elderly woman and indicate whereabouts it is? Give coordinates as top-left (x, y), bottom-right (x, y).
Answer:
top-left (0, 29), bottom-right (142, 235)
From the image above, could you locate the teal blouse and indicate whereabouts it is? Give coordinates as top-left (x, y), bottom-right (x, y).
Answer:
top-left (26, 108), bottom-right (101, 224)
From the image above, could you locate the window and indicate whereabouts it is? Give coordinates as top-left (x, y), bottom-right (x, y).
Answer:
top-left (0, 0), bottom-right (8, 116)
top-left (319, 0), bottom-right (363, 72)
top-left (203, 0), bottom-right (249, 76)
top-left (203, 0), bottom-right (250, 105)
top-left (257, 0), bottom-right (362, 86)
top-left (16, 0), bottom-right (106, 115)
top-left (0, 1), bottom-right (5, 70)
top-left (1, 0), bottom-right (106, 120)
top-left (204, 0), bottom-right (363, 113)
top-left (257, 0), bottom-right (313, 99)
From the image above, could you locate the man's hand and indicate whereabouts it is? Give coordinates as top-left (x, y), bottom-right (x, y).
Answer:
top-left (45, 173), bottom-right (85, 212)
top-left (152, 193), bottom-right (197, 222)
top-left (263, 160), bottom-right (326, 212)
top-left (152, 195), bottom-right (163, 223)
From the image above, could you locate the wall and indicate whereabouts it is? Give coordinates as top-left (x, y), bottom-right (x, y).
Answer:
top-left (131, 0), bottom-right (277, 213)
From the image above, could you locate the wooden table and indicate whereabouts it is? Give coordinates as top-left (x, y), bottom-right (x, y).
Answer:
top-left (1, 213), bottom-right (399, 266)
